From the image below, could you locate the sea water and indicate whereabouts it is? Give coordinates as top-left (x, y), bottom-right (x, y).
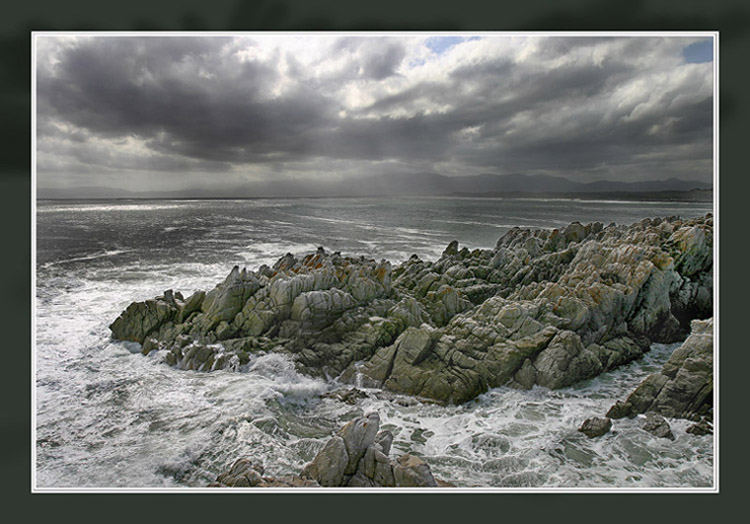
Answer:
top-left (34, 197), bottom-right (714, 489)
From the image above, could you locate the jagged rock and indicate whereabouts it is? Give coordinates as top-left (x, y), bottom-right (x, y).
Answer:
top-left (686, 420), bottom-right (713, 436)
top-left (578, 417), bottom-right (612, 438)
top-left (111, 215), bottom-right (713, 405)
top-left (641, 412), bottom-right (675, 440)
top-left (392, 454), bottom-right (438, 487)
top-left (109, 291), bottom-right (180, 343)
top-left (300, 413), bottom-right (442, 487)
top-left (301, 435), bottom-right (349, 487)
top-left (338, 412), bottom-right (380, 474)
top-left (214, 458), bottom-right (265, 487)
top-left (607, 318), bottom-right (713, 421)
top-left (213, 413), bottom-right (446, 488)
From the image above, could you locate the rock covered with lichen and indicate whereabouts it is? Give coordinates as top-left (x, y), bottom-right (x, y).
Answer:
top-left (110, 214), bottom-right (713, 404)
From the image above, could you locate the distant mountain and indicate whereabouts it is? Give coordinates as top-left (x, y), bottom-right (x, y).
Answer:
top-left (311, 173), bottom-right (712, 197)
top-left (37, 173), bottom-right (712, 199)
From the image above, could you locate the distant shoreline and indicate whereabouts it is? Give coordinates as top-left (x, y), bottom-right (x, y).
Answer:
top-left (36, 189), bottom-right (713, 203)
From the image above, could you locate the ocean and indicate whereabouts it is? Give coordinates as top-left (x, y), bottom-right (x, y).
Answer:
top-left (34, 196), bottom-right (715, 489)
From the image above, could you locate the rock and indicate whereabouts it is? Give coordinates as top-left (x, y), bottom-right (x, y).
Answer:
top-left (141, 337), bottom-right (159, 355)
top-left (215, 458), bottom-right (265, 487)
top-left (641, 412), bottom-right (674, 440)
top-left (109, 292), bottom-right (179, 343)
top-left (686, 420), bottom-right (712, 436)
top-left (320, 387), bottom-right (369, 405)
top-left (111, 215), bottom-right (713, 405)
top-left (337, 412), bottom-right (380, 474)
top-left (297, 412), bottom-right (443, 487)
top-left (443, 240), bottom-right (459, 257)
top-left (607, 318), bottom-right (713, 421)
top-left (374, 429), bottom-right (393, 456)
top-left (300, 435), bottom-right (349, 487)
top-left (178, 291), bottom-right (205, 323)
top-left (213, 413), bottom-right (449, 488)
top-left (578, 417), bottom-right (612, 438)
top-left (256, 475), bottom-right (319, 487)
top-left (212, 458), bottom-right (320, 488)
top-left (392, 454), bottom-right (438, 487)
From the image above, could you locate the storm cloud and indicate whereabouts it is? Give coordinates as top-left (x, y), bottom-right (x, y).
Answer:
top-left (35, 34), bottom-right (714, 196)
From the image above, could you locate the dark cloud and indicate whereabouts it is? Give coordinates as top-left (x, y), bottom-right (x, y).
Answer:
top-left (36, 34), bottom-right (714, 196)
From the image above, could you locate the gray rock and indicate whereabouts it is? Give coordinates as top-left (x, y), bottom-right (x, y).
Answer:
top-left (641, 412), bottom-right (675, 440)
top-left (301, 435), bottom-right (348, 487)
top-left (392, 454), bottom-right (438, 487)
top-left (607, 318), bottom-right (713, 421)
top-left (295, 413), bottom-right (443, 487)
top-left (212, 458), bottom-right (320, 488)
top-left (110, 292), bottom-right (179, 343)
top-left (111, 215), bottom-right (713, 405)
top-left (578, 417), bottom-right (612, 438)
top-left (337, 412), bottom-right (380, 475)
top-left (320, 387), bottom-right (368, 405)
top-left (686, 420), bottom-right (712, 436)
top-left (215, 458), bottom-right (265, 487)
top-left (374, 430), bottom-right (393, 456)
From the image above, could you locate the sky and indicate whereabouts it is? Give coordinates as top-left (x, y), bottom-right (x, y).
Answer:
top-left (35, 34), bottom-right (714, 197)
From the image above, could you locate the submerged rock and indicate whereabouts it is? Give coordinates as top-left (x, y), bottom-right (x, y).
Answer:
top-left (111, 215), bottom-right (713, 404)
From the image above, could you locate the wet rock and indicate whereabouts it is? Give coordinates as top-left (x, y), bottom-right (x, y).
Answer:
top-left (641, 412), bottom-right (675, 440)
top-left (321, 387), bottom-right (369, 405)
top-left (301, 435), bottom-right (349, 486)
top-left (300, 413), bottom-right (442, 487)
top-left (212, 458), bottom-right (320, 488)
top-left (686, 420), bottom-right (713, 436)
top-left (214, 413), bottom-right (448, 488)
top-left (607, 318), bottom-right (713, 421)
top-left (109, 291), bottom-right (179, 343)
top-left (141, 337), bottom-right (160, 355)
top-left (338, 412), bottom-right (380, 474)
top-left (578, 417), bottom-right (612, 438)
top-left (215, 458), bottom-right (265, 487)
top-left (255, 475), bottom-right (320, 487)
top-left (392, 454), bottom-right (438, 487)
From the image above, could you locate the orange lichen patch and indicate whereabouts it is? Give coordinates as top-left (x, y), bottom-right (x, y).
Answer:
top-left (375, 265), bottom-right (388, 282)
top-left (650, 251), bottom-right (673, 271)
top-left (586, 282), bottom-right (612, 306)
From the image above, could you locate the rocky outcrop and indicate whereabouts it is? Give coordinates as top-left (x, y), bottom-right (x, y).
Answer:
top-left (607, 317), bottom-right (713, 423)
top-left (300, 412), bottom-right (438, 487)
top-left (211, 413), bottom-right (443, 488)
top-left (111, 215), bottom-right (713, 405)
